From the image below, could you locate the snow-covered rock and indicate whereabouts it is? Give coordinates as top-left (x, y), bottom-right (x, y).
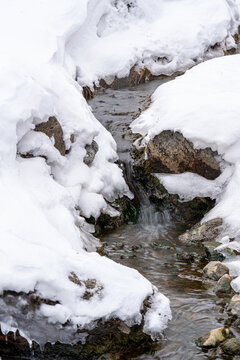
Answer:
top-left (68, 0), bottom-right (240, 86)
top-left (131, 53), bottom-right (240, 294)
top-left (0, 0), bottom-right (171, 345)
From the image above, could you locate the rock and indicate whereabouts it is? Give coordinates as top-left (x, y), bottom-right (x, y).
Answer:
top-left (228, 295), bottom-right (240, 317)
top-left (221, 338), bottom-right (240, 355)
top-left (216, 274), bottom-right (232, 294)
top-left (196, 327), bottom-right (231, 348)
top-left (131, 150), bottom-right (215, 225)
top-left (83, 140), bottom-right (99, 166)
top-left (203, 241), bottom-right (225, 261)
top-left (35, 116), bottom-right (66, 155)
top-left (203, 261), bottom-right (229, 281)
top-left (147, 130), bottom-right (220, 180)
top-left (178, 218), bottom-right (223, 245)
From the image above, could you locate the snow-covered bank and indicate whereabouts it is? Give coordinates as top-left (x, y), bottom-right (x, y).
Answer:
top-left (130, 53), bottom-right (240, 291)
top-left (0, 0), bottom-right (171, 344)
top-left (68, 0), bottom-right (240, 87)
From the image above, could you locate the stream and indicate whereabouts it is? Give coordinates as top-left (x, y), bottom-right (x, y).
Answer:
top-left (89, 79), bottom-right (228, 360)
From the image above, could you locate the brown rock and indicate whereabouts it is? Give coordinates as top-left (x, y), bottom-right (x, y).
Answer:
top-left (221, 338), bottom-right (240, 355)
top-left (178, 218), bottom-right (223, 245)
top-left (203, 261), bottom-right (229, 281)
top-left (147, 130), bottom-right (220, 180)
top-left (35, 116), bottom-right (66, 155)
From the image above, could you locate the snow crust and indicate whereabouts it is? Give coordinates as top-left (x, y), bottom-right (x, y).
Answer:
top-left (0, 0), bottom-right (171, 343)
top-left (68, 0), bottom-right (240, 86)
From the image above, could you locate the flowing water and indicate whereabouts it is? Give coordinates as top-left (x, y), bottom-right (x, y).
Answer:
top-left (89, 80), bottom-right (228, 360)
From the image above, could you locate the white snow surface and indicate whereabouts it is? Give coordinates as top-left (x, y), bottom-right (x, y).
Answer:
top-left (68, 0), bottom-right (240, 86)
top-left (0, 0), bottom-right (172, 342)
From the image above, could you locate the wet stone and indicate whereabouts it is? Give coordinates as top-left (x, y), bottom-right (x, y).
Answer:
top-left (178, 218), bottom-right (223, 245)
top-left (203, 261), bottom-right (229, 281)
top-left (216, 274), bottom-right (232, 294)
top-left (203, 241), bottom-right (225, 262)
top-left (196, 327), bottom-right (231, 348)
top-left (228, 295), bottom-right (240, 317)
top-left (221, 338), bottom-right (240, 356)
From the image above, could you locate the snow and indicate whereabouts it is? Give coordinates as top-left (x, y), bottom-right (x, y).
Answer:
top-left (68, 0), bottom-right (240, 86)
top-left (131, 54), bottom-right (240, 294)
top-left (0, 0), bottom-right (172, 344)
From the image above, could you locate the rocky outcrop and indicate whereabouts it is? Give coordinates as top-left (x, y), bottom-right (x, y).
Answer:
top-left (147, 131), bottom-right (220, 180)
top-left (196, 327), bottom-right (231, 348)
top-left (178, 218), bottom-right (223, 245)
top-left (35, 116), bottom-right (66, 155)
top-left (203, 261), bottom-right (229, 281)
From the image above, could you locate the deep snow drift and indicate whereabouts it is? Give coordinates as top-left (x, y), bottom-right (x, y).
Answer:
top-left (0, 0), bottom-right (172, 344)
top-left (130, 54), bottom-right (240, 292)
top-left (68, 0), bottom-right (240, 86)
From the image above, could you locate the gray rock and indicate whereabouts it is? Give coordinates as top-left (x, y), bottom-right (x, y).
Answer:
top-left (203, 261), bottom-right (229, 281)
top-left (228, 295), bottom-right (240, 317)
top-left (147, 130), bottom-right (220, 180)
top-left (196, 327), bottom-right (231, 348)
top-left (35, 116), bottom-right (66, 155)
top-left (216, 274), bottom-right (232, 294)
top-left (221, 338), bottom-right (240, 355)
top-left (179, 218), bottom-right (223, 245)
top-left (83, 140), bottom-right (99, 166)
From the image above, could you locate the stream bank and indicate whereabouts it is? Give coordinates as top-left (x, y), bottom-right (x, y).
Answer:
top-left (89, 78), bottom-right (237, 360)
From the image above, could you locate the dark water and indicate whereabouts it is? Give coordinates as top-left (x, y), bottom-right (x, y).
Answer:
top-left (90, 81), bottom-right (227, 360)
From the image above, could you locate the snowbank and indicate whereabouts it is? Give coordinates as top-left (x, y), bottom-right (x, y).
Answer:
top-left (0, 0), bottom-right (171, 344)
top-left (131, 53), bottom-right (240, 291)
top-left (68, 0), bottom-right (240, 86)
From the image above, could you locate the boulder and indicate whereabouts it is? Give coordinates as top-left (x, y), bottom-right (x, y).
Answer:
top-left (147, 131), bottom-right (220, 180)
top-left (178, 218), bottom-right (223, 245)
top-left (216, 274), bottom-right (232, 294)
top-left (203, 261), bottom-right (229, 281)
top-left (196, 327), bottom-right (231, 348)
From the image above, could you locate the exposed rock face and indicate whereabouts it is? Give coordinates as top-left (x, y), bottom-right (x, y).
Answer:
top-left (221, 338), bottom-right (240, 355)
top-left (228, 295), bottom-right (240, 317)
top-left (35, 116), bottom-right (66, 155)
top-left (83, 140), bottom-right (99, 166)
top-left (178, 218), bottom-right (223, 245)
top-left (131, 148), bottom-right (215, 225)
top-left (216, 274), bottom-right (232, 294)
top-left (203, 261), bottom-right (229, 281)
top-left (195, 327), bottom-right (231, 348)
top-left (147, 130), bottom-right (220, 180)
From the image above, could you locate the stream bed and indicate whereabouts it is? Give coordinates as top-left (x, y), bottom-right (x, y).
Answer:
top-left (89, 80), bottom-right (228, 360)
